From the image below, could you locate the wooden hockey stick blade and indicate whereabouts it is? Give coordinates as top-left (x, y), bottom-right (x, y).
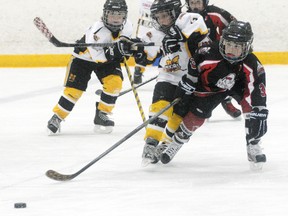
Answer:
top-left (45, 98), bottom-right (181, 181)
top-left (46, 170), bottom-right (76, 181)
top-left (33, 17), bottom-right (114, 48)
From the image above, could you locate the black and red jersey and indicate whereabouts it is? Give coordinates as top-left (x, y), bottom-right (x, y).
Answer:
top-left (200, 5), bottom-right (236, 41)
top-left (188, 42), bottom-right (267, 111)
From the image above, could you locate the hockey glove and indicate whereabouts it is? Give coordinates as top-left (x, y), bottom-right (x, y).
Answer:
top-left (174, 75), bottom-right (196, 99)
top-left (115, 36), bottom-right (135, 57)
top-left (162, 25), bottom-right (185, 54)
top-left (247, 108), bottom-right (268, 141)
top-left (134, 48), bottom-right (155, 67)
top-left (104, 36), bottom-right (134, 61)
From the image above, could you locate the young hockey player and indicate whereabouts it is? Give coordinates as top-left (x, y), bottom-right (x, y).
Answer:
top-left (160, 21), bottom-right (268, 170)
top-left (47, 0), bottom-right (134, 134)
top-left (186, 0), bottom-right (242, 118)
top-left (133, 0), bottom-right (155, 84)
top-left (137, 0), bottom-right (209, 165)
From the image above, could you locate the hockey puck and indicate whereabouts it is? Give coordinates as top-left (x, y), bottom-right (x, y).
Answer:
top-left (14, 203), bottom-right (26, 208)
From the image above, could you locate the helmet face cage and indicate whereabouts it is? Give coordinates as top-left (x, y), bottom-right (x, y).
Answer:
top-left (150, 0), bottom-right (182, 33)
top-left (219, 21), bottom-right (254, 64)
top-left (102, 0), bottom-right (128, 32)
top-left (186, 0), bottom-right (209, 12)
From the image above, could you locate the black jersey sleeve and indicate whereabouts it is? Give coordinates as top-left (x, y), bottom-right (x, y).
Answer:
top-left (243, 54), bottom-right (267, 108)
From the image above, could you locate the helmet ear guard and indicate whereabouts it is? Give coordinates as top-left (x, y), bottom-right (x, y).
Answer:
top-left (219, 20), bottom-right (254, 63)
top-left (102, 0), bottom-right (128, 32)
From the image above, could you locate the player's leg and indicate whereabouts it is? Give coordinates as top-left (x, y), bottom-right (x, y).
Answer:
top-left (142, 82), bottom-right (176, 165)
top-left (94, 62), bottom-right (123, 133)
top-left (47, 57), bottom-right (91, 134)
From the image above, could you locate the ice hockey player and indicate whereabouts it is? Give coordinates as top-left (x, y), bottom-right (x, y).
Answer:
top-left (186, 0), bottom-right (242, 118)
top-left (137, 0), bottom-right (209, 165)
top-left (47, 0), bottom-right (134, 135)
top-left (133, 0), bottom-right (155, 84)
top-left (160, 21), bottom-right (269, 170)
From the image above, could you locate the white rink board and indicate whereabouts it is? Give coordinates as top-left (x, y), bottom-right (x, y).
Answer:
top-left (0, 0), bottom-right (287, 54)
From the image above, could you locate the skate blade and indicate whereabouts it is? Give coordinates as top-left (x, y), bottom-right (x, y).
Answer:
top-left (141, 158), bottom-right (154, 167)
top-left (94, 125), bottom-right (113, 134)
top-left (47, 128), bottom-right (60, 136)
top-left (249, 162), bottom-right (264, 171)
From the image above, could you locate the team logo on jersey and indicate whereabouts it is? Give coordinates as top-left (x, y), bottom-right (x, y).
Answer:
top-left (190, 17), bottom-right (198, 24)
top-left (68, 73), bottom-right (76, 83)
top-left (146, 31), bottom-right (152, 39)
top-left (93, 34), bottom-right (100, 41)
top-left (259, 83), bottom-right (266, 97)
top-left (165, 56), bottom-right (181, 72)
top-left (216, 73), bottom-right (236, 90)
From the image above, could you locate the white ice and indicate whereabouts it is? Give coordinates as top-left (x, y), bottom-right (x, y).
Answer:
top-left (1, 65), bottom-right (288, 216)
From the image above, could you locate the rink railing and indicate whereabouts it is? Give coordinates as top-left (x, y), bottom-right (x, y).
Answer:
top-left (0, 52), bottom-right (287, 67)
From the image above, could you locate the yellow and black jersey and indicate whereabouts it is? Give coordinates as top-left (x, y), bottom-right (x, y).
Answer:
top-left (141, 12), bottom-right (208, 85)
top-left (72, 19), bottom-right (133, 63)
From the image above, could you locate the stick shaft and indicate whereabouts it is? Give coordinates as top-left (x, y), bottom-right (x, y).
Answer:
top-left (46, 98), bottom-right (180, 181)
top-left (123, 57), bottom-right (146, 122)
top-left (34, 17), bottom-right (159, 48)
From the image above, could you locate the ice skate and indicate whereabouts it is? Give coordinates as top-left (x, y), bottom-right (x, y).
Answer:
top-left (47, 114), bottom-right (62, 135)
top-left (221, 97), bottom-right (241, 119)
top-left (247, 143), bottom-right (266, 171)
top-left (141, 138), bottom-right (159, 167)
top-left (154, 142), bottom-right (168, 162)
top-left (160, 141), bottom-right (183, 164)
top-left (133, 67), bottom-right (143, 85)
top-left (94, 106), bottom-right (114, 134)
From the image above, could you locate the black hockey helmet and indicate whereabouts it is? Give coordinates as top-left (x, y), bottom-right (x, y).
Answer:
top-left (186, 0), bottom-right (209, 12)
top-left (102, 0), bottom-right (128, 32)
top-left (150, 0), bottom-right (182, 33)
top-left (219, 20), bottom-right (254, 63)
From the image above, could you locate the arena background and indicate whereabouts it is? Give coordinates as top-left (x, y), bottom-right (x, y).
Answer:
top-left (0, 0), bottom-right (287, 67)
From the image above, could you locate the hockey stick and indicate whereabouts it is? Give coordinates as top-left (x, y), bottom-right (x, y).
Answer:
top-left (123, 57), bottom-right (146, 122)
top-left (95, 75), bottom-right (157, 97)
top-left (46, 98), bottom-right (181, 181)
top-left (33, 17), bottom-right (158, 48)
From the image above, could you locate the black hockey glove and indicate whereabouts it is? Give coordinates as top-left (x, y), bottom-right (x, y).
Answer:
top-left (115, 36), bottom-right (135, 56)
top-left (162, 26), bottom-right (185, 54)
top-left (104, 36), bottom-right (135, 61)
top-left (247, 108), bottom-right (269, 141)
top-left (134, 47), bottom-right (155, 67)
top-left (174, 75), bottom-right (196, 99)
top-left (173, 75), bottom-right (195, 118)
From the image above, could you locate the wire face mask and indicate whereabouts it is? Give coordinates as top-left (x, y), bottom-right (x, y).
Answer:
top-left (220, 40), bottom-right (250, 63)
top-left (152, 10), bottom-right (174, 32)
top-left (219, 21), bottom-right (254, 64)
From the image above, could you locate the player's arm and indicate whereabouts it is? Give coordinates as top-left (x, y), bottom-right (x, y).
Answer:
top-left (134, 30), bottom-right (162, 67)
top-left (245, 57), bottom-right (268, 142)
top-left (162, 13), bottom-right (209, 54)
top-left (208, 5), bottom-right (237, 35)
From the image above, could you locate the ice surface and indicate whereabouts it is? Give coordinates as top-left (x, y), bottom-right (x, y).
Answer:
top-left (0, 65), bottom-right (288, 216)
